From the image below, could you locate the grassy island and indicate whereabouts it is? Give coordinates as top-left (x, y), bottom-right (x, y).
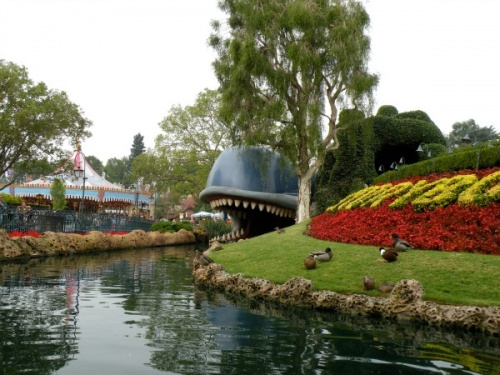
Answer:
top-left (208, 221), bottom-right (500, 307)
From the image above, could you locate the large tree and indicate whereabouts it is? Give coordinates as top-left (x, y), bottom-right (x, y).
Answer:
top-left (103, 157), bottom-right (129, 185)
top-left (446, 119), bottom-right (499, 148)
top-left (210, 0), bottom-right (378, 222)
top-left (0, 60), bottom-right (92, 189)
top-left (131, 89), bottom-right (231, 199)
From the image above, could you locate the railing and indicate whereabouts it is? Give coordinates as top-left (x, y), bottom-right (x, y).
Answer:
top-left (0, 207), bottom-right (154, 234)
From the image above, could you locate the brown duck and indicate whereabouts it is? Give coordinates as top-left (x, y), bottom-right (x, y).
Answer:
top-left (363, 276), bottom-right (375, 290)
top-left (196, 250), bottom-right (214, 268)
top-left (304, 255), bottom-right (317, 270)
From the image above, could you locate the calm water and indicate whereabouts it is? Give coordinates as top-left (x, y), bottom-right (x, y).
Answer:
top-left (0, 246), bottom-right (499, 375)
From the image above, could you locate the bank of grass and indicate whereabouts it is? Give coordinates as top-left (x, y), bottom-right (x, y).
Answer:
top-left (208, 221), bottom-right (500, 307)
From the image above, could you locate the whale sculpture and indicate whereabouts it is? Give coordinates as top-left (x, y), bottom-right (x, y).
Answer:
top-left (199, 147), bottom-right (298, 242)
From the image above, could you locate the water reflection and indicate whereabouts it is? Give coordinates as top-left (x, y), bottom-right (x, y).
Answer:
top-left (0, 247), bottom-right (498, 375)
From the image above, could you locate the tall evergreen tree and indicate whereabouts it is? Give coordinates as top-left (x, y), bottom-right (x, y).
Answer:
top-left (130, 133), bottom-right (146, 161)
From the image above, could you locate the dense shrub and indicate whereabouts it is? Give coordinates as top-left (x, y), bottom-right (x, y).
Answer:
top-left (150, 220), bottom-right (193, 233)
top-left (376, 105), bottom-right (398, 117)
top-left (200, 218), bottom-right (232, 239)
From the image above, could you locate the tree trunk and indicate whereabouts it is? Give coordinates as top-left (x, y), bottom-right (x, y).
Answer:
top-left (297, 174), bottom-right (312, 223)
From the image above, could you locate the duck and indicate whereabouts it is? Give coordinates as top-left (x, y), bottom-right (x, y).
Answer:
top-left (304, 255), bottom-right (316, 270)
top-left (378, 281), bottom-right (395, 293)
top-left (275, 227), bottom-right (285, 234)
top-left (363, 276), bottom-right (375, 290)
top-left (310, 247), bottom-right (332, 262)
top-left (379, 247), bottom-right (398, 262)
top-left (392, 233), bottom-right (413, 251)
top-left (195, 250), bottom-right (214, 268)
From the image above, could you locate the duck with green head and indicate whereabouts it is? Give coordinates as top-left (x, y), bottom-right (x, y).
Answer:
top-left (310, 247), bottom-right (332, 262)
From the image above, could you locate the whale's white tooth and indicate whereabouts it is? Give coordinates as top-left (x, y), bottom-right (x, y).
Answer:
top-left (266, 204), bottom-right (271, 212)
top-left (234, 199), bottom-right (241, 207)
top-left (222, 198), bottom-right (228, 206)
top-left (258, 203), bottom-right (265, 211)
top-left (243, 200), bottom-right (249, 208)
top-left (251, 201), bottom-right (257, 209)
top-left (240, 228), bottom-right (245, 236)
top-left (210, 201), bottom-right (215, 208)
top-left (270, 206), bottom-right (276, 214)
top-left (228, 198), bottom-right (233, 206)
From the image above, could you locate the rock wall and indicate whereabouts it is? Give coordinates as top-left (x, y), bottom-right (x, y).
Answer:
top-left (193, 263), bottom-right (500, 336)
top-left (0, 229), bottom-right (196, 261)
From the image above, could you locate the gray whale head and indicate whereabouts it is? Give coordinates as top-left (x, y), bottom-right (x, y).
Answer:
top-left (199, 147), bottom-right (298, 240)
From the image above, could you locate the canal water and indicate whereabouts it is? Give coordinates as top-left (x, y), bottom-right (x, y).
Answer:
top-left (0, 246), bottom-right (499, 375)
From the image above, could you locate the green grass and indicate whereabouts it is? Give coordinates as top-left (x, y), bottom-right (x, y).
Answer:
top-left (208, 221), bottom-right (500, 307)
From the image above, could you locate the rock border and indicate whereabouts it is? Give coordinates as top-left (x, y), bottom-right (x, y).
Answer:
top-left (0, 229), bottom-right (196, 261)
top-left (193, 262), bottom-right (500, 336)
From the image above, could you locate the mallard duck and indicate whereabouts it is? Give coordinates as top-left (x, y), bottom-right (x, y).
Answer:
top-left (379, 247), bottom-right (398, 262)
top-left (310, 247), bottom-right (332, 262)
top-left (392, 233), bottom-right (413, 251)
top-left (363, 276), bottom-right (375, 290)
top-left (274, 227), bottom-right (285, 234)
top-left (304, 255), bottom-right (316, 270)
top-left (195, 250), bottom-right (213, 268)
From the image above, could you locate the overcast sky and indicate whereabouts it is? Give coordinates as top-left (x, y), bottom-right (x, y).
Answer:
top-left (1, 0), bottom-right (499, 164)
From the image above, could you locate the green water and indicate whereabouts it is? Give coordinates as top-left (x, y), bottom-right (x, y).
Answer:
top-left (0, 246), bottom-right (498, 374)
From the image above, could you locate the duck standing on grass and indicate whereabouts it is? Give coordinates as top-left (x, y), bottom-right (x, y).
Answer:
top-left (392, 233), bottom-right (413, 251)
top-left (379, 247), bottom-right (398, 262)
top-left (195, 250), bottom-right (213, 268)
top-left (363, 276), bottom-right (375, 290)
top-left (304, 255), bottom-right (316, 270)
top-left (310, 247), bottom-right (332, 262)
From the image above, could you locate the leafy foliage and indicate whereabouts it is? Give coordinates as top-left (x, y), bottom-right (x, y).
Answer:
top-left (200, 218), bottom-right (232, 239)
top-left (150, 220), bottom-right (193, 233)
top-left (372, 109), bottom-right (446, 169)
top-left (132, 89), bottom-right (231, 200)
top-left (374, 146), bottom-right (500, 183)
top-left (50, 178), bottom-right (67, 210)
top-left (376, 105), bottom-right (398, 117)
top-left (446, 119), bottom-right (499, 148)
top-left (0, 60), bottom-right (92, 189)
top-left (314, 110), bottom-right (376, 213)
top-left (103, 156), bottom-right (129, 185)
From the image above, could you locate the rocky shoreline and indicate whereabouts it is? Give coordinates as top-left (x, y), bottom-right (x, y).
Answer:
top-left (0, 229), bottom-right (196, 261)
top-left (193, 261), bottom-right (500, 336)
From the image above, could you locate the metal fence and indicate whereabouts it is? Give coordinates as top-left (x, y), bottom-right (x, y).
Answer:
top-left (0, 207), bottom-right (154, 234)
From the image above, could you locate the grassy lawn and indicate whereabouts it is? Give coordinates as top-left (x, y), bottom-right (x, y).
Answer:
top-left (208, 221), bottom-right (500, 307)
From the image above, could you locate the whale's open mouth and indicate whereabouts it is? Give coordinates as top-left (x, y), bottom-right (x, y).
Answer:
top-left (198, 146), bottom-right (298, 243)
top-left (200, 187), bottom-right (297, 242)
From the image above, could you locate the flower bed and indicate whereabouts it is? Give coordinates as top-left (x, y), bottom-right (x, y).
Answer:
top-left (310, 168), bottom-right (500, 254)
